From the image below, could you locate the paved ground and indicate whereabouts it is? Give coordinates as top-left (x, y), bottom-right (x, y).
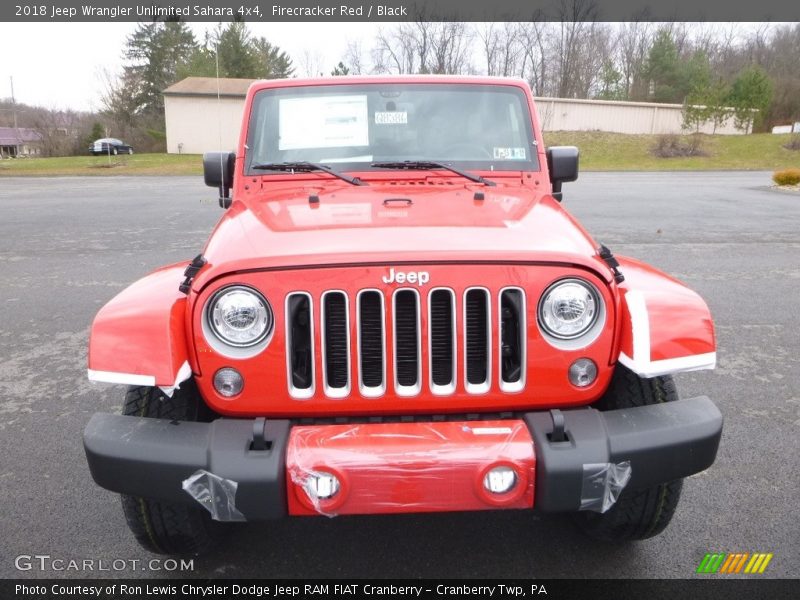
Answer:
top-left (0, 172), bottom-right (797, 579)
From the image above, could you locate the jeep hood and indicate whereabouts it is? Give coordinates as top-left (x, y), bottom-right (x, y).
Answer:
top-left (196, 183), bottom-right (612, 287)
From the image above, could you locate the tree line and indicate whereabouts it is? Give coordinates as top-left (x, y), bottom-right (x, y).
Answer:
top-left (3, 17), bottom-right (797, 156)
top-left (358, 20), bottom-right (794, 134)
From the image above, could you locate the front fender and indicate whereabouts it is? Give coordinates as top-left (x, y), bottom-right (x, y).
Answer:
top-left (87, 263), bottom-right (192, 395)
top-left (615, 256), bottom-right (716, 378)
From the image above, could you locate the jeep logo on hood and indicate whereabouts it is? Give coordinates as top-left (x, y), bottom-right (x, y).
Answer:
top-left (382, 268), bottom-right (430, 286)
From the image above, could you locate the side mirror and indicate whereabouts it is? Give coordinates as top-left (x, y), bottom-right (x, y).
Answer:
top-left (546, 146), bottom-right (579, 202)
top-left (203, 151), bottom-right (236, 208)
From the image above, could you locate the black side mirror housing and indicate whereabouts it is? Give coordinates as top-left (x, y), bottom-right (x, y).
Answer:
top-left (203, 151), bottom-right (236, 208)
top-left (546, 146), bottom-right (579, 202)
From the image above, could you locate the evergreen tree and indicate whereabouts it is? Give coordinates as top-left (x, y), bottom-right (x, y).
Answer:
top-left (216, 22), bottom-right (262, 78)
top-left (331, 62), bottom-right (351, 76)
top-left (252, 37), bottom-right (294, 79)
top-left (727, 65), bottom-right (773, 133)
top-left (123, 20), bottom-right (198, 117)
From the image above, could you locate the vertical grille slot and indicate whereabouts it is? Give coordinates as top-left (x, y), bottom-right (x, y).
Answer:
top-left (428, 289), bottom-right (456, 394)
top-left (357, 290), bottom-right (385, 396)
top-left (464, 288), bottom-right (491, 392)
top-left (393, 289), bottom-right (421, 395)
top-left (285, 293), bottom-right (314, 398)
top-left (322, 291), bottom-right (350, 397)
top-left (499, 288), bottom-right (526, 392)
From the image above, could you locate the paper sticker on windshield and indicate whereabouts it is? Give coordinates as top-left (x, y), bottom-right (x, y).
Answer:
top-left (375, 111), bottom-right (408, 125)
top-left (493, 147), bottom-right (527, 160)
top-left (279, 95), bottom-right (369, 150)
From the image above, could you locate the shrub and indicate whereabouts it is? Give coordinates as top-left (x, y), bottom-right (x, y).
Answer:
top-left (651, 134), bottom-right (708, 158)
top-left (772, 169), bottom-right (800, 186)
top-left (783, 135), bottom-right (800, 151)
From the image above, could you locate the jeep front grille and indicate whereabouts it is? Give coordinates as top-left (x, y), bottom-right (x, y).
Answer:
top-left (285, 287), bottom-right (526, 399)
top-left (321, 291), bottom-right (350, 397)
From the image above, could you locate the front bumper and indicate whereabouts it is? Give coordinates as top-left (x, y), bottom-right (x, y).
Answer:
top-left (83, 396), bottom-right (722, 520)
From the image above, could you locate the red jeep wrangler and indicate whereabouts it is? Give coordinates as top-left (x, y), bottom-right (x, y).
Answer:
top-left (83, 76), bottom-right (722, 555)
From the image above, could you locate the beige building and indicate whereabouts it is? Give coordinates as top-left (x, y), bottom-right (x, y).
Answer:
top-left (162, 77), bottom-right (747, 154)
top-left (534, 96), bottom-right (745, 135)
top-left (163, 77), bottom-right (255, 154)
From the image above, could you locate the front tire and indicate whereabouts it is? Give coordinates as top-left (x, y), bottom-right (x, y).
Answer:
top-left (119, 383), bottom-right (227, 555)
top-left (572, 366), bottom-right (684, 542)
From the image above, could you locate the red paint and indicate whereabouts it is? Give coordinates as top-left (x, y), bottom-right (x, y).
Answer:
top-left (87, 76), bottom-right (715, 416)
top-left (88, 263), bottom-right (190, 386)
top-left (616, 256), bottom-right (715, 362)
top-left (193, 264), bottom-right (616, 417)
top-left (286, 420), bottom-right (536, 516)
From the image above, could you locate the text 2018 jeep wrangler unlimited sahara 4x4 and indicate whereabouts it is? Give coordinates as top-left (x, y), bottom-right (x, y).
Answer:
top-left (83, 76), bottom-right (722, 555)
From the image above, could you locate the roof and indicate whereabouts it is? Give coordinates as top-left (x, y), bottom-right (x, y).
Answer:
top-left (0, 127), bottom-right (43, 145)
top-left (163, 77), bottom-right (255, 98)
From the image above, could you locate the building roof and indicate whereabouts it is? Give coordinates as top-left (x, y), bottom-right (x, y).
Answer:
top-left (0, 127), bottom-right (43, 145)
top-left (163, 77), bottom-right (256, 98)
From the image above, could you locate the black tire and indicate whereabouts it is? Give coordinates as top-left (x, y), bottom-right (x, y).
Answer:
top-left (572, 366), bottom-right (684, 542)
top-left (128, 148), bottom-right (134, 155)
top-left (112, 147), bottom-right (118, 156)
top-left (120, 383), bottom-right (227, 555)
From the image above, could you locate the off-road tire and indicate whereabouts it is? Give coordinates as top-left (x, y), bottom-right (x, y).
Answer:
top-left (120, 383), bottom-right (226, 555)
top-left (572, 365), bottom-right (684, 542)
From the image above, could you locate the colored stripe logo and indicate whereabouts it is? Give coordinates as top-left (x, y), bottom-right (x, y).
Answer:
top-left (696, 552), bottom-right (773, 574)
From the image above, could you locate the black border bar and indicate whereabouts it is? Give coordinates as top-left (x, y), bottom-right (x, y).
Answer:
top-left (3, 579), bottom-right (798, 600)
top-left (4, 1), bottom-right (800, 22)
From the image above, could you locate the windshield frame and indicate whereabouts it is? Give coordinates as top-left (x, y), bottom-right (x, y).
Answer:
top-left (244, 81), bottom-right (540, 177)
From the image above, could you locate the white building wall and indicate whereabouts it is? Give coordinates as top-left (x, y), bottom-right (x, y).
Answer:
top-left (534, 97), bottom-right (745, 135)
top-left (164, 95), bottom-right (246, 154)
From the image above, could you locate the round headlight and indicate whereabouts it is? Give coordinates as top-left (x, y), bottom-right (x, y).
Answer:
top-left (538, 279), bottom-right (601, 340)
top-left (207, 286), bottom-right (272, 347)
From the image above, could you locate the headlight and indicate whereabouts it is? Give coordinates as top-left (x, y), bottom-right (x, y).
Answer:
top-left (206, 286), bottom-right (273, 347)
top-left (538, 278), bottom-right (601, 340)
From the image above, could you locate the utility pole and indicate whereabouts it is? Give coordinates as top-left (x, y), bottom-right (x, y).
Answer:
top-left (10, 76), bottom-right (18, 129)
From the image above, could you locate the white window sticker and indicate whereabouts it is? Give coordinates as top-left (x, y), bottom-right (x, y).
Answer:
top-left (279, 95), bottom-right (369, 150)
top-left (375, 111), bottom-right (408, 125)
top-left (493, 147), bottom-right (527, 160)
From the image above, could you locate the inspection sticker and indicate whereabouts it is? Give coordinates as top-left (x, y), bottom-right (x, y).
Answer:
top-left (493, 147), bottom-right (527, 160)
top-left (375, 111), bottom-right (408, 125)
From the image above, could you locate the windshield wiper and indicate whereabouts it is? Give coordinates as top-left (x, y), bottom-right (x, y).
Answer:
top-left (251, 161), bottom-right (366, 186)
top-left (371, 161), bottom-right (496, 186)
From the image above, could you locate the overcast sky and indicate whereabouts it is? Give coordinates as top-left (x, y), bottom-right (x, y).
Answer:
top-left (0, 22), bottom-right (381, 112)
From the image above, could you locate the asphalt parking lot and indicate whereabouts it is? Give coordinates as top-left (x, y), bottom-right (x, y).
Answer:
top-left (0, 172), bottom-right (797, 579)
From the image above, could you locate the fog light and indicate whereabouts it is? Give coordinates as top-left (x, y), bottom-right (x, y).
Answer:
top-left (568, 358), bottom-right (597, 387)
top-left (213, 368), bottom-right (244, 397)
top-left (305, 471), bottom-right (340, 500)
top-left (483, 466), bottom-right (517, 495)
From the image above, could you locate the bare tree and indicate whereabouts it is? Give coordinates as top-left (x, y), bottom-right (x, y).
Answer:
top-left (30, 108), bottom-right (83, 157)
top-left (518, 20), bottom-right (550, 95)
top-left (300, 50), bottom-right (325, 78)
top-left (373, 20), bottom-right (473, 75)
top-left (617, 19), bottom-right (653, 99)
top-left (479, 22), bottom-right (522, 77)
top-left (343, 40), bottom-right (366, 75)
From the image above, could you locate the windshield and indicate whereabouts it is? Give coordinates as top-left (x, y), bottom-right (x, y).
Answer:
top-left (245, 83), bottom-right (539, 174)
